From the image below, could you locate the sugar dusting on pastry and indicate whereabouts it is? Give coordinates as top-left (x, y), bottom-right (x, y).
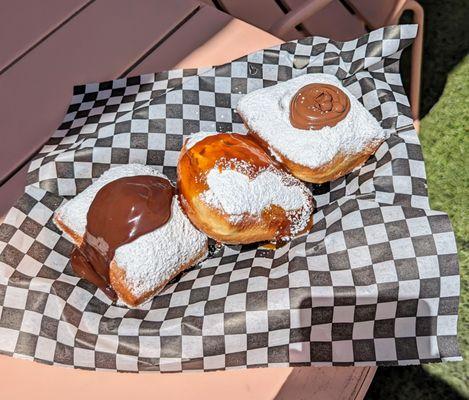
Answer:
top-left (236, 73), bottom-right (387, 169)
top-left (115, 197), bottom-right (207, 297)
top-left (200, 161), bottom-right (312, 239)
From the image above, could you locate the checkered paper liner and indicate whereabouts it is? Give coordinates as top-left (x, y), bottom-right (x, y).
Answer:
top-left (0, 25), bottom-right (461, 370)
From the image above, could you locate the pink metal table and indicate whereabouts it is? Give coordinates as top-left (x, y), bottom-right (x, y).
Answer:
top-left (0, 1), bottom-right (376, 398)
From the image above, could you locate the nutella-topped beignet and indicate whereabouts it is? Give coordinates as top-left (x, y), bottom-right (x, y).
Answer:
top-left (237, 73), bottom-right (387, 183)
top-left (177, 133), bottom-right (313, 245)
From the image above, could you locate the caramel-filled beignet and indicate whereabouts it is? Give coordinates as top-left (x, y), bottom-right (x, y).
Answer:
top-left (177, 133), bottom-right (313, 245)
top-left (237, 73), bottom-right (388, 183)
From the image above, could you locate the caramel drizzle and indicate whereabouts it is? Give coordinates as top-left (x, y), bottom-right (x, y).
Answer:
top-left (178, 133), bottom-right (299, 244)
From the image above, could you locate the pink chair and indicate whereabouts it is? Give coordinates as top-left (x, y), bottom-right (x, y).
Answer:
top-left (203, 0), bottom-right (424, 125)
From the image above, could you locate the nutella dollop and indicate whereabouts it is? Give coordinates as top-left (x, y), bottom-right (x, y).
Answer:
top-left (289, 83), bottom-right (350, 130)
top-left (71, 175), bottom-right (175, 301)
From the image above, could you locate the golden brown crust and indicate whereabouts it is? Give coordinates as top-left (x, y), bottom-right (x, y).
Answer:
top-left (179, 194), bottom-right (311, 245)
top-left (177, 133), bottom-right (314, 245)
top-left (247, 129), bottom-right (382, 184)
top-left (53, 214), bottom-right (208, 307)
top-left (53, 215), bottom-right (83, 246)
top-left (109, 247), bottom-right (207, 307)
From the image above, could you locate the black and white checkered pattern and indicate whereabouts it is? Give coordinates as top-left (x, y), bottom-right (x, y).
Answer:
top-left (0, 25), bottom-right (461, 370)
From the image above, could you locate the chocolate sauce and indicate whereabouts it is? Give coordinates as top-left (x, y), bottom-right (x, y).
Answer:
top-left (290, 83), bottom-right (350, 130)
top-left (71, 175), bottom-right (175, 300)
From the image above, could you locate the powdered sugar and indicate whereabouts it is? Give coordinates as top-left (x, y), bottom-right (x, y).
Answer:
top-left (55, 164), bottom-right (208, 301)
top-left (202, 168), bottom-right (304, 214)
top-left (115, 198), bottom-right (207, 298)
top-left (236, 73), bottom-right (387, 168)
top-left (200, 163), bottom-right (312, 237)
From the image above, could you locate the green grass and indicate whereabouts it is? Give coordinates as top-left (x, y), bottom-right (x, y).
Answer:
top-left (366, 55), bottom-right (469, 400)
top-left (366, 1), bottom-right (469, 396)
top-left (419, 55), bottom-right (469, 396)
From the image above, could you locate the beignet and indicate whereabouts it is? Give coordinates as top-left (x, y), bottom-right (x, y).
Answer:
top-left (236, 73), bottom-right (387, 183)
top-left (177, 133), bottom-right (313, 245)
top-left (54, 164), bottom-right (208, 307)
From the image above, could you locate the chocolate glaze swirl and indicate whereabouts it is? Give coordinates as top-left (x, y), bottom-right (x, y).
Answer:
top-left (70, 175), bottom-right (175, 301)
top-left (289, 83), bottom-right (350, 130)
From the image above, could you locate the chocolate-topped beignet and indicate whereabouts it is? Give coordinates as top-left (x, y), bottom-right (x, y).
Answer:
top-left (54, 164), bottom-right (208, 307)
top-left (237, 73), bottom-right (387, 183)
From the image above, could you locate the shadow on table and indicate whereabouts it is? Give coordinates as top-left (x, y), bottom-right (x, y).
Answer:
top-left (400, 0), bottom-right (469, 118)
top-left (366, 365), bottom-right (465, 400)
